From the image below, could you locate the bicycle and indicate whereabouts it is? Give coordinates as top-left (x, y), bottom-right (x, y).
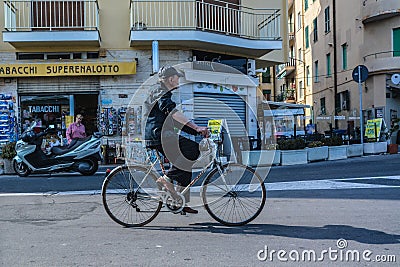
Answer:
top-left (101, 137), bottom-right (266, 227)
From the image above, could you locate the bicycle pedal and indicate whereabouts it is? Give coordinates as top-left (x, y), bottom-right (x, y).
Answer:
top-left (180, 211), bottom-right (186, 215)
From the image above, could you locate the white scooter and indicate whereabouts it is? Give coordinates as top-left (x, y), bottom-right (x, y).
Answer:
top-left (13, 122), bottom-right (103, 177)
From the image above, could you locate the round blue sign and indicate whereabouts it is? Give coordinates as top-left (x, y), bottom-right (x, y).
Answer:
top-left (352, 65), bottom-right (369, 83)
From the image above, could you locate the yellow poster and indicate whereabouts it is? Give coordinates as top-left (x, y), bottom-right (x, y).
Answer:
top-left (365, 118), bottom-right (383, 140)
top-left (208, 119), bottom-right (223, 139)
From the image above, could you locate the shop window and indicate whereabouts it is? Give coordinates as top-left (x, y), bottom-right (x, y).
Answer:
top-left (19, 95), bottom-right (70, 132)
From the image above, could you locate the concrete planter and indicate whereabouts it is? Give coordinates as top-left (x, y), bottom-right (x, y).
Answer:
top-left (347, 144), bottom-right (363, 157)
top-left (3, 159), bottom-right (15, 174)
top-left (281, 149), bottom-right (308, 166)
top-left (241, 150), bottom-right (280, 166)
top-left (328, 145), bottom-right (348, 161)
top-left (364, 142), bottom-right (388, 155)
top-left (375, 142), bottom-right (387, 154)
top-left (307, 146), bottom-right (328, 162)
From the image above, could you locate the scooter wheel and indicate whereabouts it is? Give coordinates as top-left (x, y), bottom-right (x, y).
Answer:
top-left (13, 161), bottom-right (31, 177)
top-left (78, 158), bottom-right (99, 176)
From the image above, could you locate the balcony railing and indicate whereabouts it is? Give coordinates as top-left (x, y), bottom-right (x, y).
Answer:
top-left (130, 0), bottom-right (281, 40)
top-left (3, 0), bottom-right (99, 31)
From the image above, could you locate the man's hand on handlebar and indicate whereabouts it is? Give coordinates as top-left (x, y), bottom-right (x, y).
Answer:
top-left (196, 126), bottom-right (210, 137)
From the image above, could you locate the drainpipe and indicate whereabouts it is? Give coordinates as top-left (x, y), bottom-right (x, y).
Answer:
top-left (152, 40), bottom-right (159, 74)
top-left (333, 0), bottom-right (338, 129)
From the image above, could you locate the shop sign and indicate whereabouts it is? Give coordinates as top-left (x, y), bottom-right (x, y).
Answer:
top-left (28, 105), bottom-right (60, 113)
top-left (316, 116), bottom-right (331, 120)
top-left (334, 115), bottom-right (346, 120)
top-left (0, 62), bottom-right (136, 77)
top-left (365, 118), bottom-right (384, 139)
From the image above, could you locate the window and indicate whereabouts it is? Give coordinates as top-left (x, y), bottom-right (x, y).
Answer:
top-left (313, 18), bottom-right (318, 42)
top-left (314, 60), bottom-right (319, 82)
top-left (305, 26), bottom-right (310, 48)
top-left (297, 12), bottom-right (302, 30)
top-left (16, 52), bottom-right (98, 60)
top-left (320, 97), bottom-right (326, 115)
top-left (336, 90), bottom-right (350, 111)
top-left (324, 6), bottom-right (330, 33)
top-left (261, 68), bottom-right (271, 83)
top-left (326, 53), bottom-right (331, 77)
top-left (393, 28), bottom-right (400, 57)
top-left (305, 0), bottom-right (309, 11)
top-left (306, 66), bottom-right (311, 86)
top-left (342, 43), bottom-right (348, 70)
top-left (299, 81), bottom-right (304, 99)
top-left (298, 48), bottom-right (302, 63)
top-left (289, 14), bottom-right (294, 33)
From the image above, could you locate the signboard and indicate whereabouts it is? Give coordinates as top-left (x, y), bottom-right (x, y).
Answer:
top-left (0, 62), bottom-right (136, 77)
top-left (207, 119), bottom-right (223, 140)
top-left (365, 118), bottom-right (384, 140)
top-left (352, 65), bottom-right (369, 83)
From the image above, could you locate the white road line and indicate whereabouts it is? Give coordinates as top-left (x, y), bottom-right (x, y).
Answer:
top-left (0, 176), bottom-right (399, 197)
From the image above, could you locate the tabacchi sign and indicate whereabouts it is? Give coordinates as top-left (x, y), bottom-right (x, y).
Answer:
top-left (0, 62), bottom-right (136, 77)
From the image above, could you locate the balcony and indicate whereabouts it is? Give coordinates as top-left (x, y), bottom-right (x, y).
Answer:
top-left (129, 0), bottom-right (282, 58)
top-left (363, 50), bottom-right (400, 73)
top-left (3, 0), bottom-right (100, 47)
top-left (276, 57), bottom-right (296, 79)
top-left (362, 0), bottom-right (400, 24)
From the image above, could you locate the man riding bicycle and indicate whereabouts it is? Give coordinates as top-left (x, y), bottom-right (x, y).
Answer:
top-left (144, 65), bottom-right (208, 214)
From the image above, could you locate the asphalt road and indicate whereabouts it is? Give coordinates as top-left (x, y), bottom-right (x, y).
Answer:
top-left (0, 153), bottom-right (399, 266)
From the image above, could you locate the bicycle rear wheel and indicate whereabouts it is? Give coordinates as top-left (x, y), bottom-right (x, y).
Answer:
top-left (201, 163), bottom-right (266, 226)
top-left (102, 165), bottom-right (162, 227)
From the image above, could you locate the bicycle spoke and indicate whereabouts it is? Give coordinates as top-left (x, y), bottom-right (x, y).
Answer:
top-left (202, 163), bottom-right (266, 226)
top-left (102, 166), bottom-right (162, 227)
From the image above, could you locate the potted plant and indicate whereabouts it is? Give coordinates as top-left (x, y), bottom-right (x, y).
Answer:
top-left (1, 142), bottom-right (16, 174)
top-left (278, 138), bottom-right (308, 166)
top-left (306, 141), bottom-right (328, 162)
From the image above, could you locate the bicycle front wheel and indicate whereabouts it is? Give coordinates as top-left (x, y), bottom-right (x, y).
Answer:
top-left (102, 165), bottom-right (162, 227)
top-left (201, 163), bottom-right (266, 226)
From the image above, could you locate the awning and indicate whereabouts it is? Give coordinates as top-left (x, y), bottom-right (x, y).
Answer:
top-left (264, 108), bottom-right (304, 116)
top-left (182, 69), bottom-right (257, 87)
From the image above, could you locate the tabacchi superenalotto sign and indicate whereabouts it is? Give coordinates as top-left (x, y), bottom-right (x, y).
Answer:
top-left (0, 62), bottom-right (136, 77)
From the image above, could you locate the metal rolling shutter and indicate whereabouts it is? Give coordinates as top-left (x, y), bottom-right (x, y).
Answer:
top-left (194, 92), bottom-right (246, 137)
top-left (17, 77), bottom-right (100, 93)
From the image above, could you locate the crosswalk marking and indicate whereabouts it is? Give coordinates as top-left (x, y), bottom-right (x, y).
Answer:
top-left (0, 175), bottom-right (399, 197)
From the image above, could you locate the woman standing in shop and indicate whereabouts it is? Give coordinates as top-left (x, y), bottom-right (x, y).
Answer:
top-left (66, 114), bottom-right (86, 145)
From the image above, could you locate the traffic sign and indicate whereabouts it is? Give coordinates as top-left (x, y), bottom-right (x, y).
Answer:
top-left (352, 65), bottom-right (369, 83)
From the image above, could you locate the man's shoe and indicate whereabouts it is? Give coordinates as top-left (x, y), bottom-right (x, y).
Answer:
top-left (156, 176), bottom-right (178, 199)
top-left (182, 206), bottom-right (198, 214)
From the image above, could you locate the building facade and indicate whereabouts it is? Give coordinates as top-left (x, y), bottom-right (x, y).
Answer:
top-left (0, 0), bottom-right (286, 155)
top-left (283, 0), bottom-right (400, 141)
